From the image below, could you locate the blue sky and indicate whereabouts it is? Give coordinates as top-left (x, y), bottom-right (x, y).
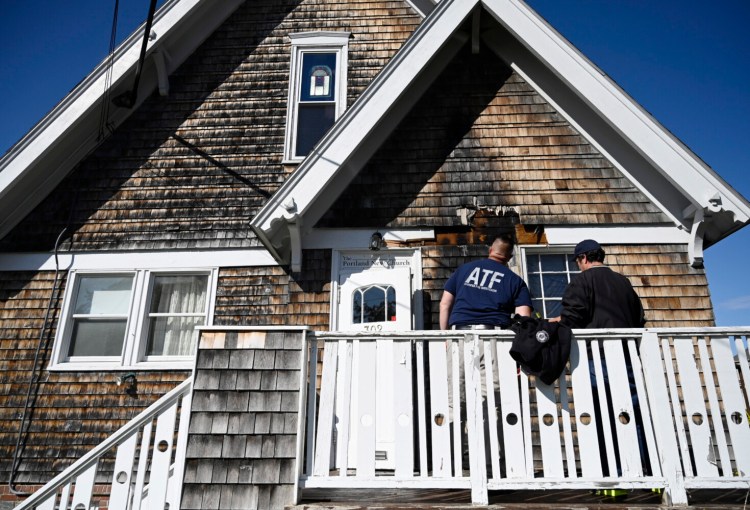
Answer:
top-left (1, 1), bottom-right (748, 325)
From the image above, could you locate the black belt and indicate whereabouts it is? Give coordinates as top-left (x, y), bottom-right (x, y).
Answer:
top-left (452, 324), bottom-right (498, 330)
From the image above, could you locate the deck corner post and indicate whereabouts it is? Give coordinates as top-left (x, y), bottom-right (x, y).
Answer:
top-left (662, 466), bottom-right (688, 507)
top-left (639, 330), bottom-right (688, 506)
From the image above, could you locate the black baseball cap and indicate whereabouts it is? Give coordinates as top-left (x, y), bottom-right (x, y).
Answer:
top-left (573, 239), bottom-right (601, 257)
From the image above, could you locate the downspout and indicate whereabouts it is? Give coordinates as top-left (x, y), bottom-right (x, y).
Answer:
top-left (9, 228), bottom-right (67, 495)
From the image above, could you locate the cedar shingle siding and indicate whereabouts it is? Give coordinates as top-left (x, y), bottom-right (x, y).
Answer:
top-left (319, 45), bottom-right (669, 228)
top-left (214, 250), bottom-right (332, 330)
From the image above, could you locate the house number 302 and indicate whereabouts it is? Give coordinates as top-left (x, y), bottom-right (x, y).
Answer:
top-left (363, 324), bottom-right (383, 331)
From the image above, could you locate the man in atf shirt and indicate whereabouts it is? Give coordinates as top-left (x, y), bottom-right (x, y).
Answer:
top-left (440, 234), bottom-right (532, 330)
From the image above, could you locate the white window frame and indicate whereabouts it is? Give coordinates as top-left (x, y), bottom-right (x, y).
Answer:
top-left (519, 245), bottom-right (578, 319)
top-left (50, 268), bottom-right (218, 371)
top-left (283, 31), bottom-right (349, 163)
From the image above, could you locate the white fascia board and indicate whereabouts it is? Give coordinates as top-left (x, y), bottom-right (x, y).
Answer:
top-left (483, 0), bottom-right (750, 221)
top-left (0, 249), bottom-right (277, 272)
top-left (252, 0), bottom-right (478, 234)
top-left (303, 229), bottom-right (435, 249)
top-left (543, 226), bottom-right (691, 246)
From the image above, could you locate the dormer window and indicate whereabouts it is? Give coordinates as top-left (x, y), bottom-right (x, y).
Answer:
top-left (284, 32), bottom-right (349, 162)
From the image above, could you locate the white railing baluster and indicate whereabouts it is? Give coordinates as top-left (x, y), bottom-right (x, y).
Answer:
top-left (520, 369), bottom-right (534, 479)
top-left (427, 339), bottom-right (451, 477)
top-left (393, 338), bottom-right (414, 478)
top-left (69, 463), bottom-right (96, 510)
top-left (674, 337), bottom-right (717, 476)
top-left (591, 341), bottom-right (617, 477)
top-left (558, 362), bottom-right (576, 478)
top-left (314, 341), bottom-right (338, 476)
top-left (304, 341), bottom-right (319, 476)
top-left (149, 398), bottom-right (179, 510)
top-left (35, 495), bottom-right (55, 510)
top-left (336, 339), bottom-right (353, 476)
top-left (627, 339), bottom-right (661, 477)
top-left (414, 339), bottom-right (429, 477)
top-left (570, 338), bottom-right (601, 477)
top-left (535, 378), bottom-right (563, 477)
top-left (109, 431), bottom-right (138, 510)
top-left (603, 339), bottom-right (642, 477)
top-left (131, 420), bottom-right (152, 510)
top-left (697, 338), bottom-right (731, 475)
top-left (661, 336), bottom-right (694, 477)
top-left (482, 338), bottom-right (501, 480)
top-left (496, 340), bottom-right (526, 478)
top-left (464, 334), bottom-right (488, 506)
top-left (640, 331), bottom-right (687, 505)
top-left (450, 338), bottom-right (462, 476)
top-left (712, 336), bottom-right (750, 476)
top-left (58, 483), bottom-right (71, 510)
top-left (356, 339), bottom-right (377, 477)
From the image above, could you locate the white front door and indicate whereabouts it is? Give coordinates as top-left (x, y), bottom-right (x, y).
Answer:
top-left (334, 251), bottom-right (415, 470)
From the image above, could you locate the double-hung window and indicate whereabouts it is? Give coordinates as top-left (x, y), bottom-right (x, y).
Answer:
top-left (523, 249), bottom-right (579, 318)
top-left (284, 32), bottom-right (349, 162)
top-left (53, 269), bottom-right (215, 370)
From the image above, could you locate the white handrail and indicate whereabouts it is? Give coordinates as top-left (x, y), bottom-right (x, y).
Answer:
top-left (16, 377), bottom-right (193, 510)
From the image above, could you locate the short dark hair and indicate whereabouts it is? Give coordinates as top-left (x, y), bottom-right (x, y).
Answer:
top-left (491, 233), bottom-right (516, 249)
top-left (581, 248), bottom-right (605, 263)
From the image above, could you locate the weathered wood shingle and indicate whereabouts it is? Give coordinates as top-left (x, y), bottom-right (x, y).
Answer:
top-left (319, 44), bottom-right (669, 229)
top-left (182, 329), bottom-right (305, 509)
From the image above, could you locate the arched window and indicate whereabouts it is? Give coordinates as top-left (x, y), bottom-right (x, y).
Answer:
top-left (352, 284), bottom-right (397, 324)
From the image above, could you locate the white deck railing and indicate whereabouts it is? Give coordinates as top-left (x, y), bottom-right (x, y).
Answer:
top-left (15, 378), bottom-right (193, 510)
top-left (302, 328), bottom-right (750, 505)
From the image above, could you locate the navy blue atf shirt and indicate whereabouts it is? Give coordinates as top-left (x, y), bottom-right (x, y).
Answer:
top-left (444, 258), bottom-right (532, 328)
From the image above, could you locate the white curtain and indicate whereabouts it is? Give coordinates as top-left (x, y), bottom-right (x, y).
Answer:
top-left (149, 275), bottom-right (207, 356)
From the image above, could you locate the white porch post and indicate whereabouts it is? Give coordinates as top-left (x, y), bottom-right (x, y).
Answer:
top-left (639, 330), bottom-right (688, 505)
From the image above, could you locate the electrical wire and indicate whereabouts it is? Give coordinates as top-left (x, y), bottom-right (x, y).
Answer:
top-left (98, 0), bottom-right (120, 140)
top-left (8, 228), bottom-right (67, 496)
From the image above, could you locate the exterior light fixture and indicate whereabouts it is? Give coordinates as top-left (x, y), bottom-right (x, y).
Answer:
top-left (115, 373), bottom-right (137, 394)
top-left (369, 231), bottom-right (383, 250)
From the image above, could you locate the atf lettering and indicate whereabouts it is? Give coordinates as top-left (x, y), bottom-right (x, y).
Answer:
top-left (464, 268), bottom-right (504, 289)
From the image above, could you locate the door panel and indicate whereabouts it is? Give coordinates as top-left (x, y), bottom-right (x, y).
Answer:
top-left (336, 259), bottom-right (412, 469)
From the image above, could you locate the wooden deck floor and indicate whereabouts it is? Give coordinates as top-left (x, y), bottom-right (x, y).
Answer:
top-left (291, 487), bottom-right (750, 509)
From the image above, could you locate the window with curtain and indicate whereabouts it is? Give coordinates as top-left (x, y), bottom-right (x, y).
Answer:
top-left (145, 274), bottom-right (208, 357)
top-left (54, 269), bottom-right (213, 369)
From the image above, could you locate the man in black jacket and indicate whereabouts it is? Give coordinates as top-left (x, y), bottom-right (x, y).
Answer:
top-left (552, 239), bottom-right (648, 482)
top-left (558, 239), bottom-right (645, 329)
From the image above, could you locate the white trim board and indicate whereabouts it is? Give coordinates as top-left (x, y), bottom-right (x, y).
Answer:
top-left (543, 226), bottom-right (690, 245)
top-left (0, 248), bottom-right (276, 272)
top-left (303, 229), bottom-right (435, 249)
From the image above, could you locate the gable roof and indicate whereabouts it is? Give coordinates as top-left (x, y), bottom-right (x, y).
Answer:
top-left (250, 0), bottom-right (750, 270)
